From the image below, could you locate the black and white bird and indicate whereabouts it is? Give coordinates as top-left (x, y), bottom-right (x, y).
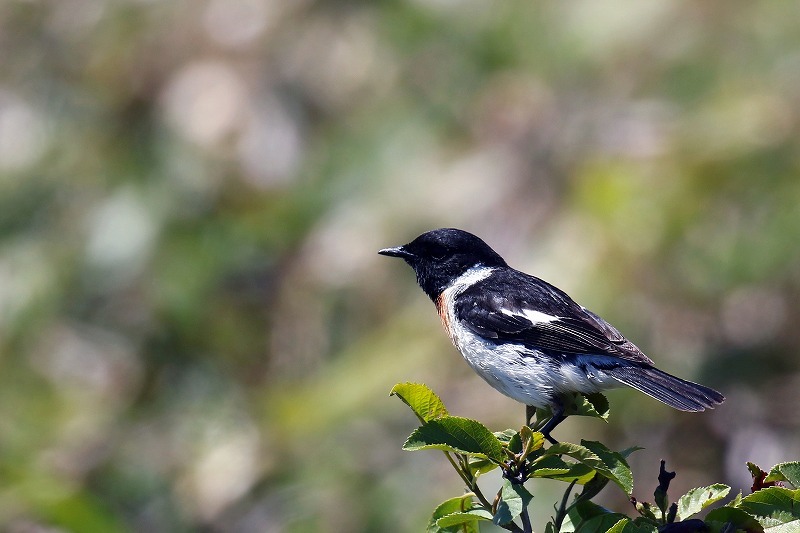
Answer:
top-left (379, 228), bottom-right (724, 443)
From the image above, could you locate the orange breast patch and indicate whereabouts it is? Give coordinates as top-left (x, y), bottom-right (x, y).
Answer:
top-left (436, 292), bottom-right (456, 344)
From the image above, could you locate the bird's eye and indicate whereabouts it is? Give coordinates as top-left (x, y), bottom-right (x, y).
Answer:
top-left (430, 247), bottom-right (449, 260)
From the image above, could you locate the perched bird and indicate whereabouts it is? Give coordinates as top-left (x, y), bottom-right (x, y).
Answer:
top-left (379, 228), bottom-right (724, 443)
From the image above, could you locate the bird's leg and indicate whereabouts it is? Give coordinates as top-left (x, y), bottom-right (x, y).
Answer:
top-left (525, 402), bottom-right (565, 444)
top-left (525, 405), bottom-right (537, 427)
top-left (538, 400), bottom-right (566, 445)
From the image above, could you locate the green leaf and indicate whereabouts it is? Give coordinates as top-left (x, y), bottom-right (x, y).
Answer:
top-left (604, 518), bottom-right (658, 533)
top-left (467, 456), bottom-right (500, 477)
top-left (561, 392), bottom-right (610, 421)
top-left (581, 441), bottom-right (633, 495)
top-left (529, 455), bottom-right (572, 478)
top-left (766, 462), bottom-right (800, 488)
top-left (520, 426), bottom-right (545, 460)
top-left (764, 521), bottom-right (800, 533)
top-left (562, 499), bottom-right (621, 532)
top-left (428, 495), bottom-right (477, 533)
top-left (576, 473), bottom-right (612, 504)
top-left (494, 428), bottom-right (518, 444)
top-left (676, 484), bottom-right (731, 520)
top-left (529, 393), bottom-right (609, 433)
top-left (739, 487), bottom-right (800, 526)
top-left (390, 382), bottom-right (449, 423)
top-left (619, 446), bottom-right (645, 459)
top-left (493, 480), bottom-right (533, 526)
top-left (545, 440), bottom-right (634, 495)
top-left (729, 490), bottom-right (743, 508)
top-left (544, 462), bottom-right (597, 486)
top-left (404, 416), bottom-right (505, 463)
top-left (436, 509), bottom-right (492, 528)
top-left (606, 519), bottom-right (629, 533)
top-left (705, 506), bottom-right (764, 532)
top-left (575, 512), bottom-right (634, 533)
top-left (632, 499), bottom-right (658, 522)
top-left (749, 462), bottom-right (766, 478)
top-left (543, 441), bottom-right (633, 494)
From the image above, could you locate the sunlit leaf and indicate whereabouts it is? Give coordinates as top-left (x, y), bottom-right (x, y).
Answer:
top-left (519, 426), bottom-right (544, 460)
top-left (764, 520), bottom-right (800, 532)
top-left (765, 462), bottom-right (800, 489)
top-left (739, 487), bottom-right (800, 526)
top-left (427, 495), bottom-right (476, 533)
top-left (705, 506), bottom-right (764, 532)
top-left (390, 382), bottom-right (449, 423)
top-left (404, 416), bottom-right (505, 463)
top-left (544, 440), bottom-right (633, 495)
top-left (675, 484), bottom-right (730, 520)
top-left (436, 509), bottom-right (492, 528)
top-left (468, 456), bottom-right (500, 477)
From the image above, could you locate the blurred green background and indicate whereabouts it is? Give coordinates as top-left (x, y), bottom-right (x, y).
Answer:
top-left (1, 0), bottom-right (799, 531)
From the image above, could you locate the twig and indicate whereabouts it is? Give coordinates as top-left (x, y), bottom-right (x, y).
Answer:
top-left (442, 452), bottom-right (524, 532)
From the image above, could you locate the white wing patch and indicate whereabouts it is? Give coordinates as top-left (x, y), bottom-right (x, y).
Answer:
top-left (500, 307), bottom-right (560, 325)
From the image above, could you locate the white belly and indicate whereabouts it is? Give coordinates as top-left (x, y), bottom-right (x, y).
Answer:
top-left (437, 268), bottom-right (620, 409)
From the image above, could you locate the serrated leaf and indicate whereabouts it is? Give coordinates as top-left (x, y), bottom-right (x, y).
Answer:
top-left (676, 484), bottom-right (731, 520)
top-left (766, 462), bottom-right (800, 488)
top-left (561, 392), bottom-right (610, 421)
top-left (605, 518), bottom-right (658, 533)
top-left (468, 456), bottom-right (500, 477)
top-left (404, 416), bottom-right (505, 463)
top-left (493, 479), bottom-right (533, 526)
top-left (562, 499), bottom-right (618, 531)
top-left (391, 382), bottom-right (449, 423)
top-left (428, 495), bottom-right (476, 533)
top-left (543, 440), bottom-right (633, 495)
top-left (705, 506), bottom-right (764, 532)
top-left (530, 455), bottom-right (572, 477)
top-left (494, 429), bottom-right (518, 444)
top-left (575, 512), bottom-right (633, 533)
top-left (544, 462), bottom-right (597, 486)
top-left (739, 487), bottom-right (800, 525)
top-left (729, 490), bottom-right (743, 508)
top-left (582, 441), bottom-right (633, 495)
top-left (764, 520), bottom-right (800, 532)
top-left (749, 462), bottom-right (766, 478)
top-left (436, 509), bottom-right (493, 528)
top-left (632, 499), bottom-right (658, 522)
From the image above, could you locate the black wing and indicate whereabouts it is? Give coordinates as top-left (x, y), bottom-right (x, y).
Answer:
top-left (455, 269), bottom-right (654, 365)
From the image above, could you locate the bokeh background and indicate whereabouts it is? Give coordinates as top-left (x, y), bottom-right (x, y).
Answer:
top-left (1, 0), bottom-right (799, 531)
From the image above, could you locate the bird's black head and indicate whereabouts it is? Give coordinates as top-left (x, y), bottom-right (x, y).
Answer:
top-left (379, 228), bottom-right (507, 300)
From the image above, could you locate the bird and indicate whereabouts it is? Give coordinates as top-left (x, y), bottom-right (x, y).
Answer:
top-left (379, 228), bottom-right (724, 443)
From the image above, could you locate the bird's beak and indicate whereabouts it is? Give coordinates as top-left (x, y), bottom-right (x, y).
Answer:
top-left (378, 246), bottom-right (414, 259)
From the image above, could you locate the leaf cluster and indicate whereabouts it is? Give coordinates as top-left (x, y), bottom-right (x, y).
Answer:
top-left (391, 383), bottom-right (800, 533)
top-left (391, 383), bottom-right (632, 532)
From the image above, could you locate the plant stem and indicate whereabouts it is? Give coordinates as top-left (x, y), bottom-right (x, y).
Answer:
top-left (443, 451), bottom-right (473, 487)
top-left (521, 505), bottom-right (533, 533)
top-left (441, 452), bottom-right (526, 533)
top-left (444, 452), bottom-right (504, 531)
top-left (553, 479), bottom-right (577, 532)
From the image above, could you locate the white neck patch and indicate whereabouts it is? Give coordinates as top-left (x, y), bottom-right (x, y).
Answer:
top-left (448, 265), bottom-right (495, 295)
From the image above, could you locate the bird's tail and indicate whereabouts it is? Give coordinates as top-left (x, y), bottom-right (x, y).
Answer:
top-left (607, 366), bottom-right (724, 412)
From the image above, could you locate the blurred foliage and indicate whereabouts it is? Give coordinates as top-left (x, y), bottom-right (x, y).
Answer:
top-left (0, 0), bottom-right (799, 531)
